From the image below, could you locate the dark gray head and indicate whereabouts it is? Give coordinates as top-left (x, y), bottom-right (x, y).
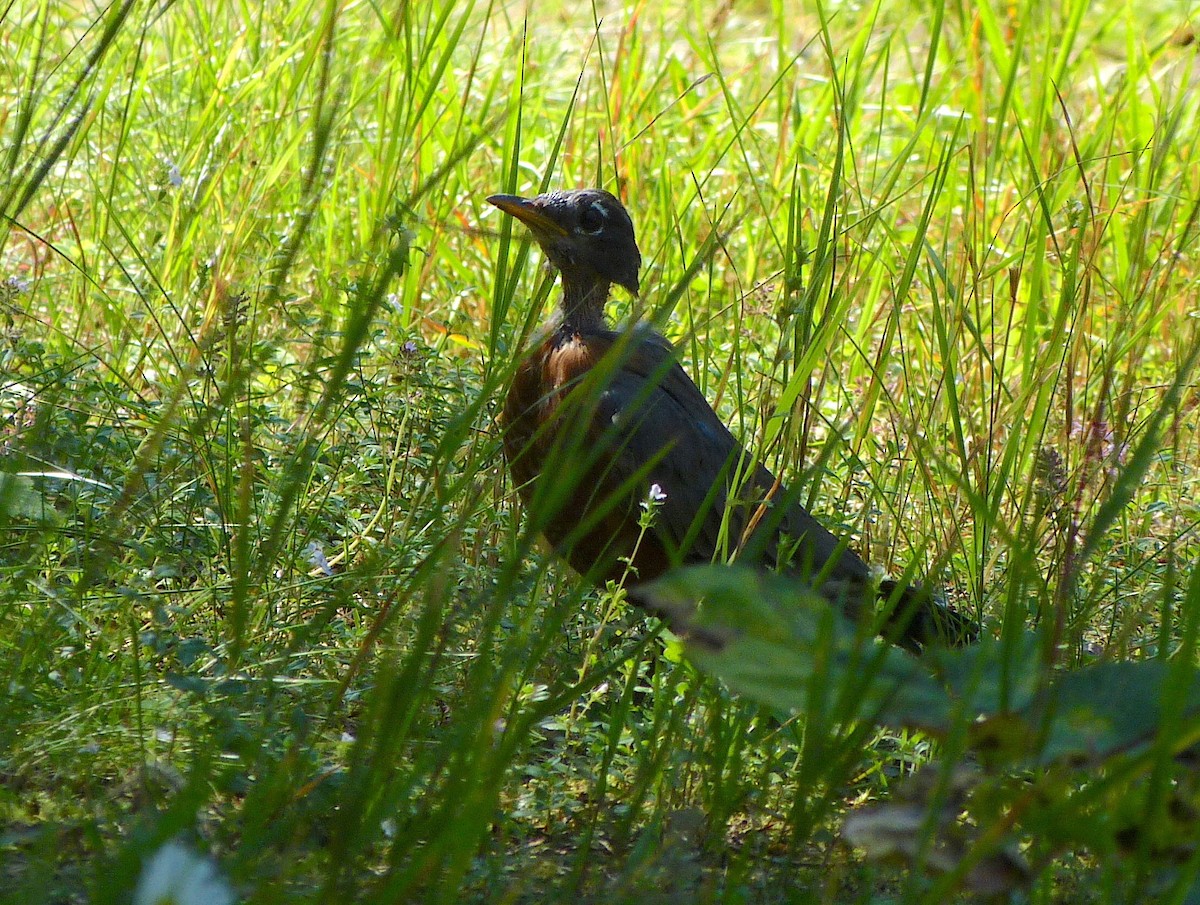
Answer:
top-left (486, 188), bottom-right (641, 295)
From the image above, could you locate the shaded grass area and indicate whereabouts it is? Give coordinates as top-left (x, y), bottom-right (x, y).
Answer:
top-left (2, 0), bottom-right (1199, 901)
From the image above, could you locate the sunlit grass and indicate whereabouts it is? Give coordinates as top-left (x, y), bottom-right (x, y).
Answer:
top-left (2, 0), bottom-right (1199, 901)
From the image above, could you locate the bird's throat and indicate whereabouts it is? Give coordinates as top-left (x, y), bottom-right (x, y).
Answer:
top-left (558, 276), bottom-right (611, 333)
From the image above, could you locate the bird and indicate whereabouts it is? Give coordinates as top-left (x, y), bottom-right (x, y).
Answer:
top-left (487, 187), bottom-right (976, 651)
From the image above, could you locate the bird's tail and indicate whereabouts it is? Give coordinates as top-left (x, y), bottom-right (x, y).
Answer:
top-left (878, 579), bottom-right (978, 653)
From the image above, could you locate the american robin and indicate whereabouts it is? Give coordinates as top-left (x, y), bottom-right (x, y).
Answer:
top-left (487, 188), bottom-right (975, 650)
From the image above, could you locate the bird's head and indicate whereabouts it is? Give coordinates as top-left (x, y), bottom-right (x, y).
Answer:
top-left (487, 188), bottom-right (641, 296)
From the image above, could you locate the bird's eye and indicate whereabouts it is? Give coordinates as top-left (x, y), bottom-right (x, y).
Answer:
top-left (578, 202), bottom-right (607, 234)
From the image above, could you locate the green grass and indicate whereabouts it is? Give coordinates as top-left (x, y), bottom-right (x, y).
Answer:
top-left (2, 0), bottom-right (1200, 902)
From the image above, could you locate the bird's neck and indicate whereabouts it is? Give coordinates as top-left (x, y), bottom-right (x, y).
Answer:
top-left (557, 275), bottom-right (611, 333)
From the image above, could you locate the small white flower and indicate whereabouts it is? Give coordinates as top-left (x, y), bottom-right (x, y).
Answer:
top-left (167, 163), bottom-right (183, 188)
top-left (305, 540), bottom-right (333, 576)
top-left (648, 483), bottom-right (666, 503)
top-left (133, 840), bottom-right (236, 905)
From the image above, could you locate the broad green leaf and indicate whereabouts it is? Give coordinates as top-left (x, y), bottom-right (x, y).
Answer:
top-left (643, 565), bottom-right (958, 732)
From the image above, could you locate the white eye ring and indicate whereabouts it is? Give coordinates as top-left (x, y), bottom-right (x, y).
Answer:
top-left (577, 200), bottom-right (609, 235)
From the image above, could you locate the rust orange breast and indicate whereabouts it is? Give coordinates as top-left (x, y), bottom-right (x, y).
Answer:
top-left (501, 328), bottom-right (669, 586)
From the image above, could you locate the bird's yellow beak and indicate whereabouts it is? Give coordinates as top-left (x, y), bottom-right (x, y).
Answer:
top-left (486, 194), bottom-right (570, 237)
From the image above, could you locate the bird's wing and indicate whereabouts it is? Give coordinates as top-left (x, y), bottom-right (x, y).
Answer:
top-left (586, 334), bottom-right (739, 566)
top-left (586, 328), bottom-right (871, 586)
